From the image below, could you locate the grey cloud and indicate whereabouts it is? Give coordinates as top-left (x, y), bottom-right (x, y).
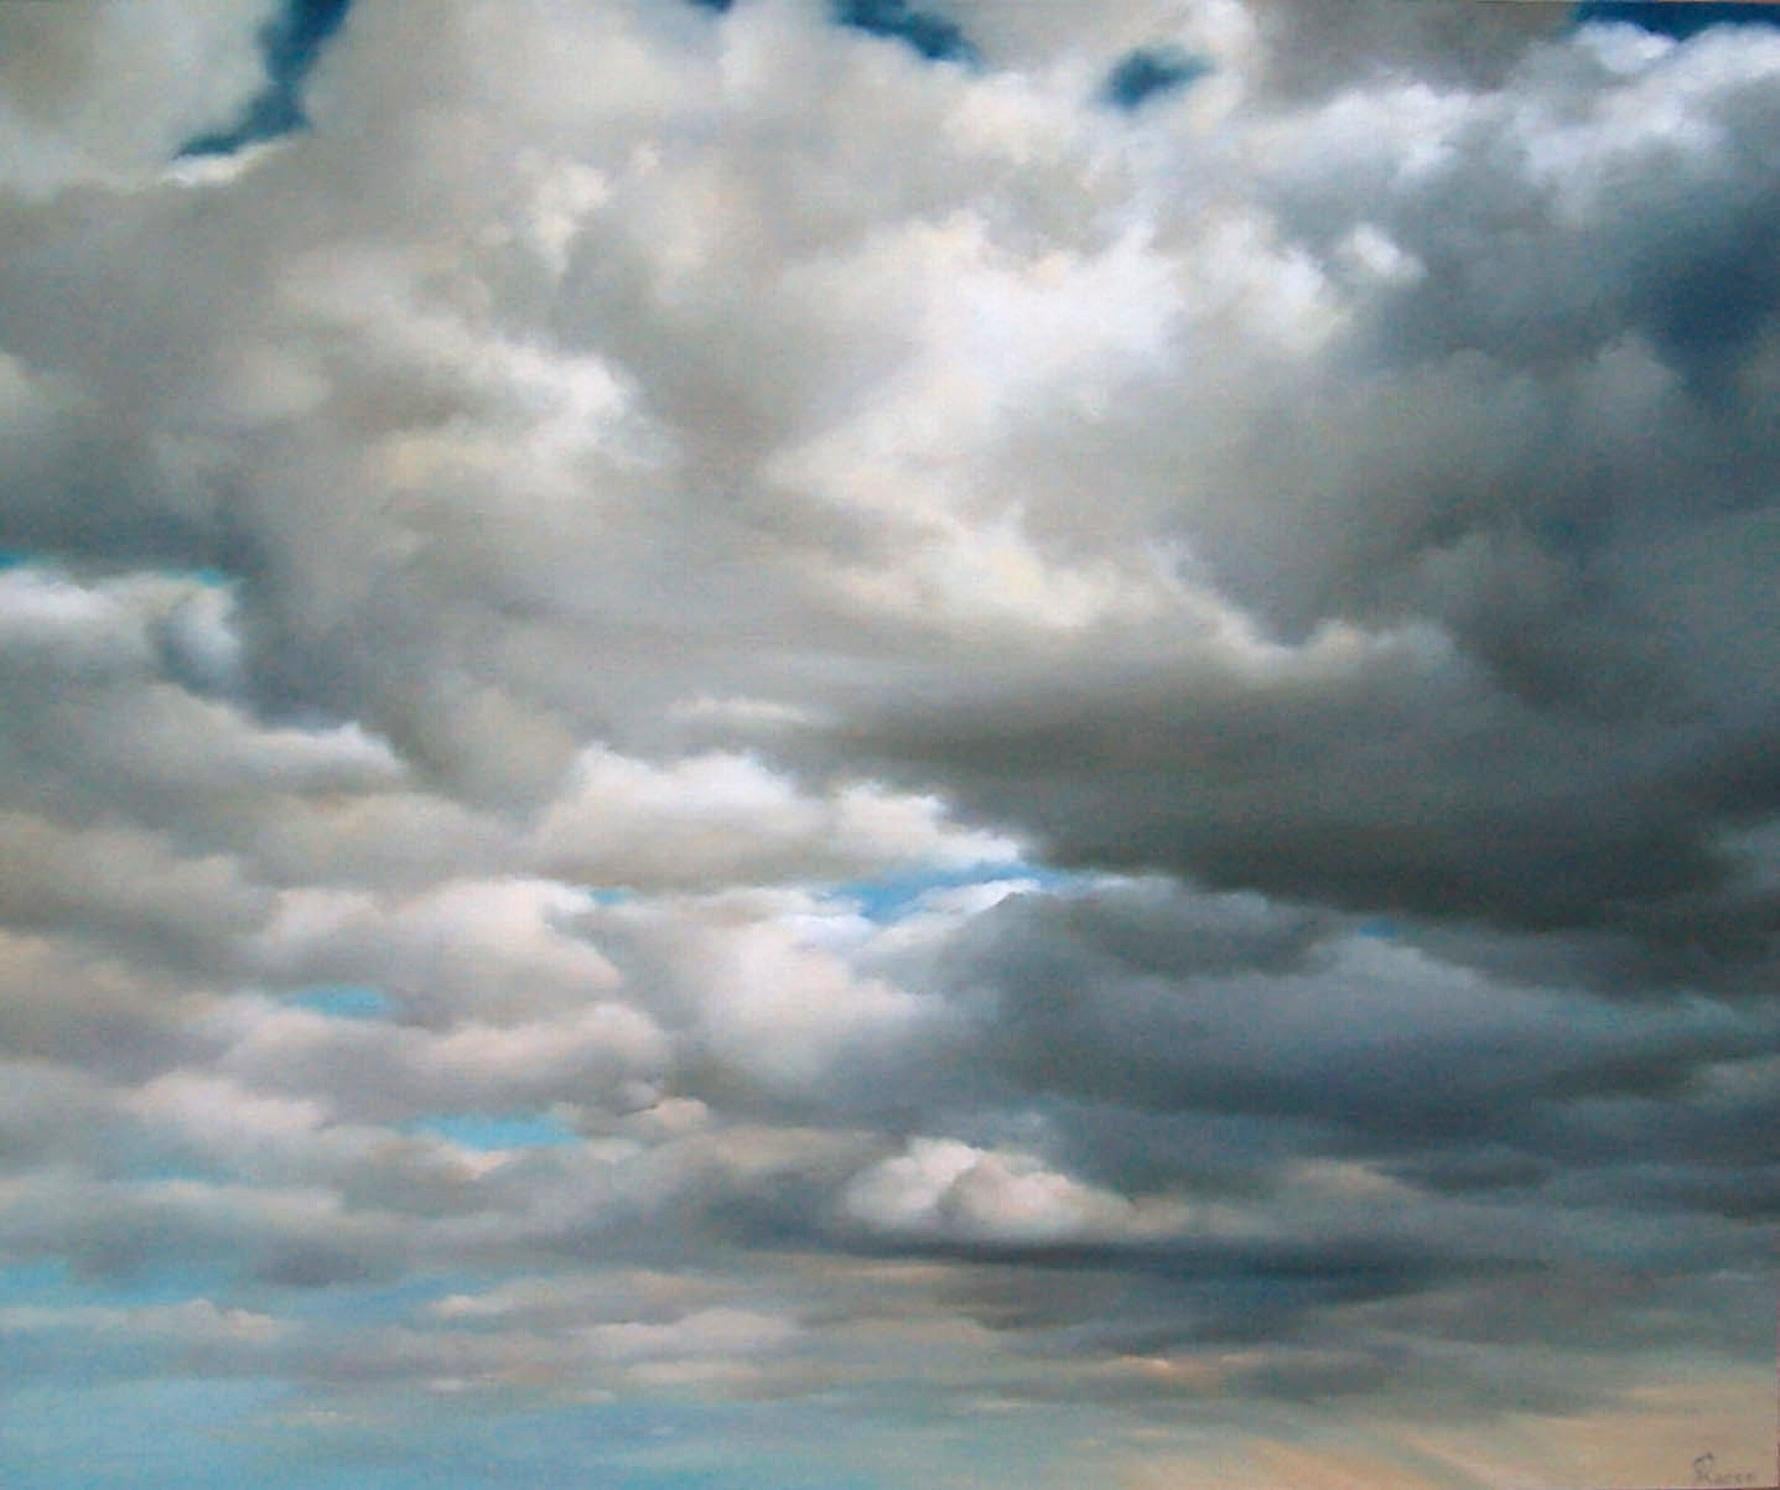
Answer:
top-left (3, 0), bottom-right (1779, 1465)
top-left (0, 811), bottom-right (270, 974)
top-left (0, 0), bottom-right (278, 190)
top-left (775, 32), bottom-right (1780, 966)
top-left (892, 881), bottom-right (1780, 1191)
top-left (1246, 0), bottom-right (1567, 101)
top-left (0, 932), bottom-right (206, 1080)
top-left (0, 1168), bottom-right (409, 1287)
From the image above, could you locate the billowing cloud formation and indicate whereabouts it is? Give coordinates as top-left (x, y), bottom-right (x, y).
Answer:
top-left (2, 3), bottom-right (1779, 1489)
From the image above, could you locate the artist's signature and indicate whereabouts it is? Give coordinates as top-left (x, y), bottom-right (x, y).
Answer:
top-left (1693, 1452), bottom-right (1759, 1487)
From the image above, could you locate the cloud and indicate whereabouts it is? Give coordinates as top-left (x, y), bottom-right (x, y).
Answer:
top-left (839, 1136), bottom-right (1191, 1246)
top-left (2, 1), bottom-right (1779, 1484)
top-left (0, 0), bottom-right (278, 190)
top-left (703, 22), bottom-right (1780, 967)
top-left (531, 744), bottom-right (1017, 889)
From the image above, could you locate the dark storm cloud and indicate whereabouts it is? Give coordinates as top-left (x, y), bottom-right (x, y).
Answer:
top-left (855, 877), bottom-right (1780, 1205)
top-left (831, 25), bottom-right (1780, 974)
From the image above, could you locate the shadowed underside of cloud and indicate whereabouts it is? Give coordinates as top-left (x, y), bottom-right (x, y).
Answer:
top-left (1, 1), bottom-right (1779, 1487)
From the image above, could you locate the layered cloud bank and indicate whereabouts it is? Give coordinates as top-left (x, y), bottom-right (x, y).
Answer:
top-left (3, 3), bottom-right (1779, 1488)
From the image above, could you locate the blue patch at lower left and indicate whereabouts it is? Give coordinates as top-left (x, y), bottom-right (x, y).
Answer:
top-left (0, 1260), bottom-right (72, 1304)
top-left (407, 1111), bottom-right (578, 1151)
top-left (0, 1259), bottom-right (230, 1308)
top-left (0, 1380), bottom-right (286, 1490)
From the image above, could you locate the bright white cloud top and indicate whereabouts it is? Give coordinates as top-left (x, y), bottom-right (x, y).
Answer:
top-left (3, 3), bottom-right (1780, 1488)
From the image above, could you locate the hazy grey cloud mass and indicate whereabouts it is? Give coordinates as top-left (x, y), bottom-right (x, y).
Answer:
top-left (1, 3), bottom-right (1778, 1488)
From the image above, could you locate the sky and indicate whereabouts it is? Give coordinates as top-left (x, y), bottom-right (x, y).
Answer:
top-left (1, 1), bottom-right (1779, 1487)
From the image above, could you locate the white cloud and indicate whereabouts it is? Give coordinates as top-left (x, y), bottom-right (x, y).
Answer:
top-left (534, 744), bottom-right (1016, 889)
top-left (842, 1137), bottom-right (1189, 1245)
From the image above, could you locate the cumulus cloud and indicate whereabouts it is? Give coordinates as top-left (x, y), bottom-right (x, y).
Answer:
top-left (840, 1136), bottom-right (1194, 1246)
top-left (531, 743), bottom-right (1017, 888)
top-left (3, 1), bottom-right (1779, 1486)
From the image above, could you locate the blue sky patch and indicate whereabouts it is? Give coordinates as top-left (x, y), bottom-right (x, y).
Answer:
top-left (181, 0), bottom-right (354, 157)
top-left (0, 1258), bottom-right (233, 1309)
top-left (0, 1381), bottom-right (289, 1490)
top-left (833, 0), bottom-right (978, 63)
top-left (0, 1259), bottom-right (74, 1305)
top-left (406, 1111), bottom-right (579, 1152)
top-left (287, 984), bottom-right (392, 1020)
top-left (0, 1385), bottom-right (885, 1490)
top-left (275, 1271), bottom-right (490, 1325)
top-left (681, 0), bottom-right (977, 59)
top-left (582, 887), bottom-right (637, 907)
top-left (1574, 2), bottom-right (1780, 40)
top-left (177, 565), bottom-right (234, 588)
top-left (830, 861), bottom-right (1077, 922)
top-left (1103, 46), bottom-right (1209, 111)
